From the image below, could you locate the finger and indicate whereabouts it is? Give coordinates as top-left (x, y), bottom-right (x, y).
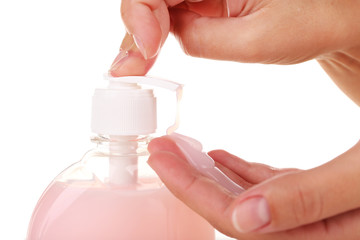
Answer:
top-left (149, 147), bottom-right (360, 240)
top-left (148, 136), bottom-right (187, 160)
top-left (149, 136), bottom-right (253, 188)
top-left (321, 207), bottom-right (360, 239)
top-left (215, 161), bottom-right (253, 189)
top-left (110, 0), bottom-right (174, 76)
top-left (149, 138), bottom-right (360, 240)
top-left (109, 33), bottom-right (157, 76)
top-left (263, 207), bottom-right (360, 240)
top-left (147, 150), bottom-right (237, 235)
top-left (229, 140), bottom-right (360, 233)
top-left (121, 0), bottom-right (170, 59)
top-left (209, 150), bottom-right (298, 184)
top-left (259, 208), bottom-right (360, 240)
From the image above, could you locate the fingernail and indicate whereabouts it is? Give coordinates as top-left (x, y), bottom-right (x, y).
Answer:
top-left (109, 49), bottom-right (129, 73)
top-left (224, 0), bottom-right (230, 17)
top-left (133, 35), bottom-right (148, 60)
top-left (232, 196), bottom-right (270, 232)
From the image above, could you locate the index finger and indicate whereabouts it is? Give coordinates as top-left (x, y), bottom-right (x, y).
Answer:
top-left (148, 150), bottom-right (238, 234)
top-left (120, 0), bottom-right (177, 59)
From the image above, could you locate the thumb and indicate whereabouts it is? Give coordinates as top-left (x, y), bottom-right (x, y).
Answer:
top-left (230, 140), bottom-right (360, 233)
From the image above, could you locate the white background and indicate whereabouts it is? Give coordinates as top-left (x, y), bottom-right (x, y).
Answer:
top-left (1, 0), bottom-right (359, 239)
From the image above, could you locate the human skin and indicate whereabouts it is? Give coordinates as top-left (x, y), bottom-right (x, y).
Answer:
top-left (109, 0), bottom-right (360, 239)
top-left (147, 137), bottom-right (360, 239)
top-left (109, 0), bottom-right (360, 104)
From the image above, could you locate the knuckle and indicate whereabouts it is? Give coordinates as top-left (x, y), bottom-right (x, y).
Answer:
top-left (178, 35), bottom-right (201, 58)
top-left (176, 20), bottom-right (204, 58)
top-left (120, 7), bottom-right (130, 22)
top-left (183, 174), bottom-right (198, 192)
top-left (292, 181), bottom-right (324, 225)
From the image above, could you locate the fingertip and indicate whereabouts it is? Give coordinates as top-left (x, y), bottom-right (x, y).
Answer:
top-left (148, 136), bottom-right (187, 160)
top-left (208, 150), bottom-right (251, 168)
top-left (208, 149), bottom-right (230, 159)
top-left (108, 51), bottom-right (156, 77)
top-left (148, 137), bottom-right (172, 154)
top-left (133, 32), bottom-right (161, 60)
top-left (147, 151), bottom-right (169, 170)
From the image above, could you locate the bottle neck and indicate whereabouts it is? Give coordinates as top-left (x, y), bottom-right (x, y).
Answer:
top-left (89, 134), bottom-right (152, 186)
top-left (90, 134), bottom-right (151, 156)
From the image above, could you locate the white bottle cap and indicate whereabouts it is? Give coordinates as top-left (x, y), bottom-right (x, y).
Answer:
top-left (91, 75), bottom-right (182, 136)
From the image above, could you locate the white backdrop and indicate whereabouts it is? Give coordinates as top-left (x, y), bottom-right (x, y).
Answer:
top-left (1, 0), bottom-right (359, 239)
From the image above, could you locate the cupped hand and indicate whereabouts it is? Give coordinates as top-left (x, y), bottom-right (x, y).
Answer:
top-left (148, 136), bottom-right (360, 239)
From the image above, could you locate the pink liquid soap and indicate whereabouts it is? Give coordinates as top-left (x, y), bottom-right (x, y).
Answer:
top-left (27, 180), bottom-right (215, 240)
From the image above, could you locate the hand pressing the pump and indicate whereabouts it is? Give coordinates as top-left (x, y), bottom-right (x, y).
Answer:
top-left (110, 0), bottom-right (360, 239)
top-left (148, 136), bottom-right (360, 239)
top-left (109, 0), bottom-right (360, 105)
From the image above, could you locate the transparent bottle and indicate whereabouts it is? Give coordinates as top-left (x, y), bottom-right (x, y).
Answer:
top-left (26, 76), bottom-right (215, 240)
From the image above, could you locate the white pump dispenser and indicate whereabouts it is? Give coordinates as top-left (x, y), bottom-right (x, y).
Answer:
top-left (91, 76), bottom-right (182, 185)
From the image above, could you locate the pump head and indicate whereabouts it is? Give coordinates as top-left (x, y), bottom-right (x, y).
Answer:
top-left (91, 75), bottom-right (182, 136)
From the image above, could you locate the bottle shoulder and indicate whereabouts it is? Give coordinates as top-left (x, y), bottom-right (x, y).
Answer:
top-left (52, 147), bottom-right (160, 189)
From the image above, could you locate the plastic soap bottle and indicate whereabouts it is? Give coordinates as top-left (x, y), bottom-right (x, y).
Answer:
top-left (26, 76), bottom-right (215, 240)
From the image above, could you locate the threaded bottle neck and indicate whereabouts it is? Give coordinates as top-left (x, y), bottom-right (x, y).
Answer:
top-left (90, 134), bottom-right (151, 156)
